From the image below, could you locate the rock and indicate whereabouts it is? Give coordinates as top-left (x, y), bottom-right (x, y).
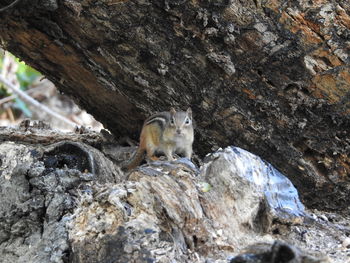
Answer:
top-left (67, 146), bottom-right (309, 262)
top-left (0, 138), bottom-right (122, 263)
top-left (200, 147), bottom-right (306, 232)
top-left (341, 237), bottom-right (350, 249)
top-left (230, 241), bottom-right (329, 263)
top-left (0, 127), bottom-right (347, 262)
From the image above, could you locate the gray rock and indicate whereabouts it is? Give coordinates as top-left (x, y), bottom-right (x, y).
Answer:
top-left (201, 146), bottom-right (305, 232)
top-left (0, 140), bottom-right (122, 263)
top-left (0, 140), bottom-right (343, 262)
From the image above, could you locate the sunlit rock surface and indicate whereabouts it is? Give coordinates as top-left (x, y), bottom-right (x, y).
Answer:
top-left (201, 146), bottom-right (306, 231)
top-left (68, 146), bottom-right (314, 262)
top-left (0, 136), bottom-right (345, 262)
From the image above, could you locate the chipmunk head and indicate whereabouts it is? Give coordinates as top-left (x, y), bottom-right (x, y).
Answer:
top-left (169, 107), bottom-right (193, 136)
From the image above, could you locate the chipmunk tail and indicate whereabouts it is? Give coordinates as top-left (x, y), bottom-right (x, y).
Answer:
top-left (122, 147), bottom-right (146, 172)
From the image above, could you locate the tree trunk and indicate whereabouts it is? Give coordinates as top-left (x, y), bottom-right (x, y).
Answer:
top-left (0, 0), bottom-right (349, 212)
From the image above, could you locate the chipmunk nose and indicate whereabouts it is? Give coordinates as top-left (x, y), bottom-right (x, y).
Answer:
top-left (176, 129), bottom-right (181, 134)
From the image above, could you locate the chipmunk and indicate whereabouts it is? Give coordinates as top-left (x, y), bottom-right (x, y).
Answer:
top-left (124, 107), bottom-right (194, 171)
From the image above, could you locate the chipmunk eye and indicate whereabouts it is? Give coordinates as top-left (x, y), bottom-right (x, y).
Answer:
top-left (185, 118), bottom-right (190, 125)
top-left (170, 118), bottom-right (175, 125)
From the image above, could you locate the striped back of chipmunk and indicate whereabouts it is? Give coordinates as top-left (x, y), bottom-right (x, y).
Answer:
top-left (144, 112), bottom-right (170, 128)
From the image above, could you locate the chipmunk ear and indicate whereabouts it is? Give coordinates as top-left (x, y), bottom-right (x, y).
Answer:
top-left (170, 107), bottom-right (176, 116)
top-left (186, 107), bottom-right (192, 118)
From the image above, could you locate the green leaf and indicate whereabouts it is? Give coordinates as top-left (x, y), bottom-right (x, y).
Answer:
top-left (16, 60), bottom-right (41, 91)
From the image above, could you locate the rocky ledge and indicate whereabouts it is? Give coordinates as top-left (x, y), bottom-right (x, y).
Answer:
top-left (0, 124), bottom-right (349, 263)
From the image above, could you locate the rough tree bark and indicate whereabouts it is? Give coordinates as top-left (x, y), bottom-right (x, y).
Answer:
top-left (0, 0), bottom-right (349, 212)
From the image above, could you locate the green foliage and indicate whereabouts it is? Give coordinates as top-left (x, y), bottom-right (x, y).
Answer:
top-left (0, 53), bottom-right (42, 118)
top-left (0, 85), bottom-right (8, 97)
top-left (15, 58), bottom-right (41, 91)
